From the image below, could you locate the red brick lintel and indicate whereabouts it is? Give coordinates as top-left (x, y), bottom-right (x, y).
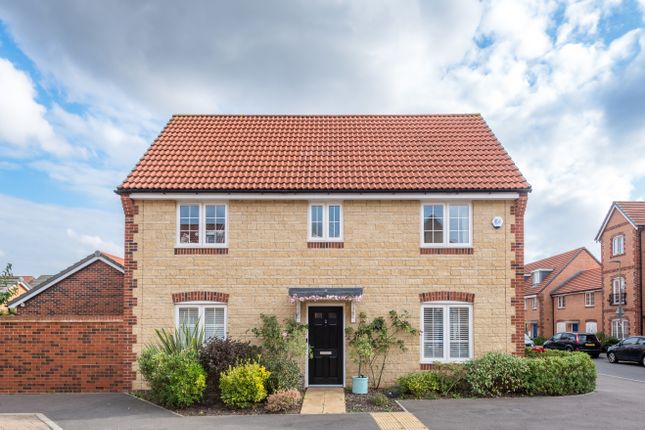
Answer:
top-left (307, 242), bottom-right (344, 248)
top-left (419, 291), bottom-right (475, 303)
top-left (172, 291), bottom-right (229, 304)
top-left (174, 248), bottom-right (229, 255)
top-left (420, 247), bottom-right (473, 255)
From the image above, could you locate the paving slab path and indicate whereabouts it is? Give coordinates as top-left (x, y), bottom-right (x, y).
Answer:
top-left (300, 387), bottom-right (346, 414)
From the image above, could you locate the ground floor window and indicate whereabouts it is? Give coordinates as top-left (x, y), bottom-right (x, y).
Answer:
top-left (421, 302), bottom-right (472, 362)
top-left (585, 321), bottom-right (597, 334)
top-left (175, 303), bottom-right (227, 341)
top-left (525, 321), bottom-right (538, 338)
top-left (556, 322), bottom-right (566, 333)
top-left (611, 319), bottom-right (628, 339)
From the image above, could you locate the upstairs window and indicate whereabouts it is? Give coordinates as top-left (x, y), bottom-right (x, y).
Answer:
top-left (309, 203), bottom-right (343, 241)
top-left (177, 203), bottom-right (227, 247)
top-left (421, 203), bottom-right (471, 247)
top-left (612, 235), bottom-right (625, 256)
top-left (585, 292), bottom-right (595, 307)
top-left (612, 277), bottom-right (626, 305)
top-left (557, 296), bottom-right (566, 309)
top-left (532, 297), bottom-right (538, 310)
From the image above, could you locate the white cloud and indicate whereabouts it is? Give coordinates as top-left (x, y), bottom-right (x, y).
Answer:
top-left (0, 58), bottom-right (70, 156)
top-left (0, 194), bottom-right (122, 275)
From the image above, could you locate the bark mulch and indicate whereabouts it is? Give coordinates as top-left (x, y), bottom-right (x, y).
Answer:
top-left (345, 389), bottom-right (403, 413)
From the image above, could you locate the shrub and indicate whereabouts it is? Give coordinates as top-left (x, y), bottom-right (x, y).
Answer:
top-left (430, 363), bottom-right (469, 396)
top-left (138, 347), bottom-right (206, 408)
top-left (532, 336), bottom-right (547, 346)
top-left (369, 392), bottom-right (390, 407)
top-left (525, 348), bottom-right (570, 358)
top-left (265, 389), bottom-right (302, 413)
top-left (596, 332), bottom-right (619, 352)
top-left (466, 353), bottom-right (528, 397)
top-left (154, 324), bottom-right (204, 355)
top-left (526, 352), bottom-right (596, 395)
top-left (219, 361), bottom-right (271, 409)
top-left (398, 371), bottom-right (441, 399)
top-left (261, 355), bottom-right (302, 393)
top-left (199, 338), bottom-right (261, 399)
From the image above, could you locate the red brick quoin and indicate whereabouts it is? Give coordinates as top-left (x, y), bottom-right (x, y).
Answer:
top-left (121, 194), bottom-right (139, 390)
top-left (511, 193), bottom-right (528, 356)
top-left (172, 291), bottom-right (229, 304)
top-left (418, 291), bottom-right (475, 303)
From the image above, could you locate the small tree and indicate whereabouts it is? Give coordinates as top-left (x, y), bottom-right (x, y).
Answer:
top-left (345, 322), bottom-right (374, 378)
top-left (346, 310), bottom-right (418, 389)
top-left (0, 263), bottom-right (17, 313)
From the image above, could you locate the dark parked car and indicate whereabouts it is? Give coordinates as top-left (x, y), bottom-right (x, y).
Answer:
top-left (607, 336), bottom-right (645, 366)
top-left (543, 332), bottom-right (601, 358)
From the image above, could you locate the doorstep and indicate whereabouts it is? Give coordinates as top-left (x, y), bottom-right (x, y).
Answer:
top-left (300, 388), bottom-right (346, 414)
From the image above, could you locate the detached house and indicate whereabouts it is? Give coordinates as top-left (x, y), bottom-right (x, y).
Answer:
top-left (117, 114), bottom-right (530, 388)
top-left (523, 247), bottom-right (600, 338)
top-left (595, 201), bottom-right (645, 339)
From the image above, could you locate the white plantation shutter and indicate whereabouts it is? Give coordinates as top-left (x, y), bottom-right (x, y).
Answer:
top-left (556, 322), bottom-right (566, 333)
top-left (585, 321), bottom-right (597, 334)
top-left (204, 307), bottom-right (226, 340)
top-left (449, 307), bottom-right (470, 359)
top-left (423, 307), bottom-right (444, 359)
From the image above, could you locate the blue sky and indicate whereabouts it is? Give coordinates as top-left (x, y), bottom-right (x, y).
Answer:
top-left (1, 0), bottom-right (645, 275)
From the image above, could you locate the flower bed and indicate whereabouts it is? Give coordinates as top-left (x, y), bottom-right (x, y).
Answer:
top-left (345, 389), bottom-right (403, 413)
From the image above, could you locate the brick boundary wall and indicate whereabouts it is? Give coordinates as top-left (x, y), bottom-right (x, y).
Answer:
top-left (121, 195), bottom-right (139, 390)
top-left (510, 193), bottom-right (528, 356)
top-left (0, 318), bottom-right (125, 393)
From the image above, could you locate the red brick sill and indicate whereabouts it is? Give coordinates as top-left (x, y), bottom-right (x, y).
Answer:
top-left (307, 242), bottom-right (344, 249)
top-left (174, 248), bottom-right (228, 255)
top-left (420, 247), bottom-right (473, 255)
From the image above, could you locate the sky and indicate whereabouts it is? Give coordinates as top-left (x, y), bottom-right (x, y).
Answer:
top-left (1, 0), bottom-right (645, 276)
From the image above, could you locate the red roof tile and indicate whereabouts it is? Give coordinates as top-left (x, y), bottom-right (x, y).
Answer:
top-left (118, 114), bottom-right (530, 193)
top-left (551, 267), bottom-right (602, 296)
top-left (524, 248), bottom-right (587, 294)
top-left (615, 201), bottom-right (645, 226)
top-left (101, 252), bottom-right (124, 267)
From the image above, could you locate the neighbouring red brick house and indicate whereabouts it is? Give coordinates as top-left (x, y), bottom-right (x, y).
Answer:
top-left (550, 266), bottom-right (602, 335)
top-left (524, 248), bottom-right (600, 338)
top-left (595, 201), bottom-right (645, 339)
top-left (1, 251), bottom-right (126, 393)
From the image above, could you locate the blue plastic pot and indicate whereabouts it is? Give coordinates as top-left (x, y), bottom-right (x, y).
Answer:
top-left (352, 376), bottom-right (369, 394)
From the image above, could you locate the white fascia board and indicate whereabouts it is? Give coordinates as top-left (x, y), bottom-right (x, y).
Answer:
top-left (9, 256), bottom-right (124, 308)
top-left (129, 192), bottom-right (520, 201)
top-left (594, 204), bottom-right (637, 242)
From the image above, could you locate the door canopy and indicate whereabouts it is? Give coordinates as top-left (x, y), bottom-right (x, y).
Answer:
top-left (288, 287), bottom-right (363, 303)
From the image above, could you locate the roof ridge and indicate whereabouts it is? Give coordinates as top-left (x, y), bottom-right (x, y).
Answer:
top-left (527, 246), bottom-right (587, 267)
top-left (170, 113), bottom-right (484, 118)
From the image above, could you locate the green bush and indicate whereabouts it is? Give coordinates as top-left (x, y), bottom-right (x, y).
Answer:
top-left (369, 392), bottom-right (390, 407)
top-left (261, 355), bottom-right (302, 393)
top-left (265, 389), bottom-right (302, 413)
top-left (525, 348), bottom-right (571, 358)
top-left (138, 347), bottom-right (206, 408)
top-left (430, 363), bottom-right (469, 396)
top-left (199, 338), bottom-right (261, 399)
top-left (466, 353), bottom-right (528, 397)
top-left (532, 336), bottom-right (547, 346)
top-left (398, 371), bottom-right (441, 399)
top-left (526, 352), bottom-right (596, 395)
top-left (219, 361), bottom-right (271, 409)
top-left (596, 332), bottom-right (619, 352)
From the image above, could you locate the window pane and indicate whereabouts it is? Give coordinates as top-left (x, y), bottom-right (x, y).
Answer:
top-left (204, 307), bottom-right (225, 340)
top-left (205, 204), bottom-right (226, 244)
top-left (423, 307), bottom-right (444, 359)
top-left (179, 205), bottom-right (200, 244)
top-left (449, 204), bottom-right (469, 244)
top-left (328, 205), bottom-right (341, 238)
top-left (178, 307), bottom-right (199, 331)
top-left (423, 205), bottom-right (444, 244)
top-left (311, 205), bottom-right (323, 238)
top-left (449, 307), bottom-right (470, 358)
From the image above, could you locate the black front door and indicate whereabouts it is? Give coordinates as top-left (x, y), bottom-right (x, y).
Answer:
top-left (308, 306), bottom-right (343, 385)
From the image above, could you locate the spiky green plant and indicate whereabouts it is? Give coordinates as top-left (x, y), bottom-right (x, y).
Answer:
top-left (153, 322), bottom-right (205, 355)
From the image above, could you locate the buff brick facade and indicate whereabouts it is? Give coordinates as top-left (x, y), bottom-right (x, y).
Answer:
top-left (598, 205), bottom-right (645, 337)
top-left (126, 197), bottom-right (526, 388)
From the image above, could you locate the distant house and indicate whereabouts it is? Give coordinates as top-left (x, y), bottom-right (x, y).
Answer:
top-left (595, 201), bottom-right (645, 339)
top-left (524, 248), bottom-right (600, 338)
top-left (0, 276), bottom-right (33, 313)
top-left (550, 267), bottom-right (602, 334)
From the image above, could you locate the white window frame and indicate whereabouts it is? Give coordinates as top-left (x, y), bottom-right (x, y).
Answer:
top-left (308, 202), bottom-right (343, 241)
top-left (557, 296), bottom-right (566, 309)
top-left (532, 297), bottom-right (538, 310)
top-left (176, 202), bottom-right (228, 248)
top-left (420, 301), bottom-right (473, 363)
top-left (585, 321), bottom-right (597, 334)
top-left (174, 301), bottom-right (227, 341)
top-left (611, 319), bottom-right (628, 339)
top-left (584, 291), bottom-right (595, 307)
top-left (612, 234), bottom-right (625, 256)
top-left (420, 202), bottom-right (473, 248)
top-left (612, 277), bottom-right (626, 305)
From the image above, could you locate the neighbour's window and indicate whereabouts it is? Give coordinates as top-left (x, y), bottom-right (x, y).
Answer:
top-left (177, 203), bottom-right (227, 247)
top-left (421, 203), bottom-right (471, 247)
top-left (176, 304), bottom-right (227, 341)
top-left (524, 299), bottom-right (527, 310)
top-left (611, 319), bottom-right (628, 339)
top-left (309, 203), bottom-right (342, 241)
top-left (612, 277), bottom-right (626, 304)
top-left (584, 292), bottom-right (595, 307)
top-left (557, 296), bottom-right (566, 309)
top-left (421, 302), bottom-right (472, 362)
top-left (612, 235), bottom-right (625, 256)
top-left (585, 321), bottom-right (597, 334)
top-left (556, 323), bottom-right (565, 333)
top-left (532, 297), bottom-right (538, 310)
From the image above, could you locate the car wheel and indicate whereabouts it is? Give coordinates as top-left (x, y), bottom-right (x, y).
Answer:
top-left (641, 355), bottom-right (645, 367)
top-left (608, 352), bottom-right (618, 363)
top-left (565, 346), bottom-right (574, 352)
